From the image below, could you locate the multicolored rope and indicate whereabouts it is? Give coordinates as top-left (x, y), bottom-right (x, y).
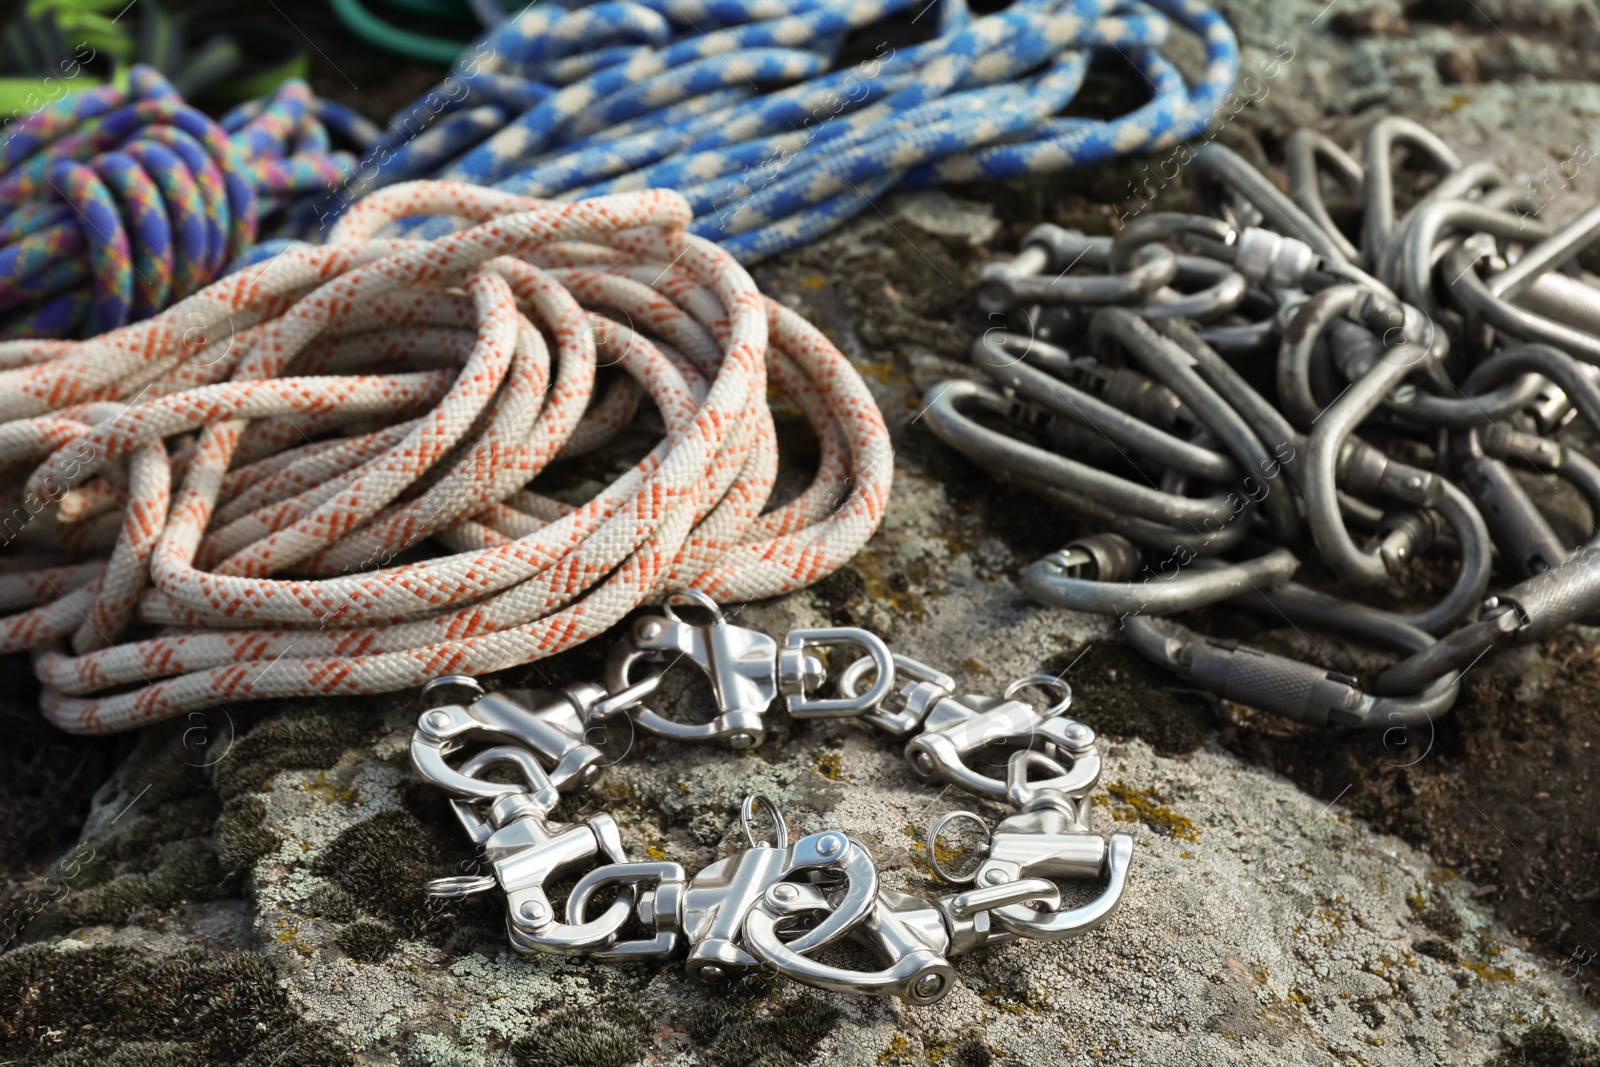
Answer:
top-left (0, 65), bottom-right (362, 340)
top-left (323, 0), bottom-right (1239, 261)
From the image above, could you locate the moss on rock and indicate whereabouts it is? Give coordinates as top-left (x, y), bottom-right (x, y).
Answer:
top-left (39, 1041), bottom-right (205, 1067)
top-left (1046, 641), bottom-right (1211, 755)
top-left (399, 774), bottom-right (463, 833)
top-left (508, 1004), bottom-right (648, 1067)
top-left (949, 1036), bottom-right (994, 1067)
top-left (214, 707), bottom-right (366, 801)
top-left (1414, 937), bottom-right (1458, 963)
top-left (214, 794), bottom-right (277, 871)
top-left (1497, 1024), bottom-right (1600, 1067)
top-left (1417, 898), bottom-right (1464, 941)
top-left (310, 809), bottom-right (443, 920)
top-left (335, 916), bottom-right (399, 963)
top-left (306, 882), bottom-right (360, 923)
top-left (0, 942), bottom-right (350, 1066)
top-left (693, 994), bottom-right (839, 1067)
top-left (23, 838), bottom-right (224, 943)
top-left (0, 728), bottom-right (113, 874)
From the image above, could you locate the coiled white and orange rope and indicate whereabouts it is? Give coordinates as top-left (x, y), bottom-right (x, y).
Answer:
top-left (0, 183), bottom-right (892, 735)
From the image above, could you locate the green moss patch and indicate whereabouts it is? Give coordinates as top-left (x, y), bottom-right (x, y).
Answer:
top-left (689, 993), bottom-right (839, 1067)
top-left (22, 839), bottom-right (224, 944)
top-left (0, 943), bottom-right (350, 1066)
top-left (214, 709), bottom-right (366, 801)
top-left (335, 916), bottom-right (399, 963)
top-left (509, 1004), bottom-right (649, 1067)
top-left (1496, 1024), bottom-right (1600, 1067)
top-left (214, 795), bottom-right (277, 871)
top-left (310, 810), bottom-right (443, 921)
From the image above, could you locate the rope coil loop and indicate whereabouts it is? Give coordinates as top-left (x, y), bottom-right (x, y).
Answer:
top-left (0, 181), bottom-right (894, 734)
top-left (0, 64), bottom-right (359, 339)
top-left (326, 0), bottom-right (1240, 261)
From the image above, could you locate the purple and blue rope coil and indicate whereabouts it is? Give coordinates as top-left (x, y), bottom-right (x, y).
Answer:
top-left (0, 65), bottom-right (363, 339)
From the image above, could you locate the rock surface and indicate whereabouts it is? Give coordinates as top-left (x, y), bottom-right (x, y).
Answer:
top-left (7, 3), bottom-right (1600, 1066)
top-left (30, 600), bottom-right (1600, 1066)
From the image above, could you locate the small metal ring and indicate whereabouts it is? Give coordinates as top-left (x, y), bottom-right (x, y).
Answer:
top-left (662, 589), bottom-right (724, 624)
top-left (837, 654), bottom-right (884, 701)
top-left (425, 875), bottom-right (496, 899)
top-left (420, 674), bottom-right (484, 709)
top-left (741, 794), bottom-right (789, 849)
top-left (840, 652), bottom-right (957, 699)
top-left (926, 810), bottom-right (992, 884)
top-left (1004, 673), bottom-right (1072, 717)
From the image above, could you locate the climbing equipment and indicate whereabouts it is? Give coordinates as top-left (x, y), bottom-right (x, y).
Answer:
top-left (330, 0), bottom-right (520, 65)
top-left (0, 182), bottom-right (893, 734)
top-left (926, 117), bottom-right (1600, 729)
top-left (0, 64), bottom-right (364, 339)
top-left (411, 593), bottom-right (1131, 1002)
top-left (325, 0), bottom-right (1241, 262)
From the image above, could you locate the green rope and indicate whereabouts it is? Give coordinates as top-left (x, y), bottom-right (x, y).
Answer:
top-left (329, 0), bottom-right (481, 65)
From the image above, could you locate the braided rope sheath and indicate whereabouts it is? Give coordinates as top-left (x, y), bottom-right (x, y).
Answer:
top-left (332, 0), bottom-right (1239, 261)
top-left (0, 181), bottom-right (893, 735)
top-left (0, 65), bottom-right (357, 340)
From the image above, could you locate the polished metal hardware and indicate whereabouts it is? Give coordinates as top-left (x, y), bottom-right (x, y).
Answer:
top-left (411, 605), bottom-right (1131, 1003)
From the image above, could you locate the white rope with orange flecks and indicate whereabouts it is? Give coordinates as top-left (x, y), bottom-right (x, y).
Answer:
top-left (0, 182), bottom-right (893, 735)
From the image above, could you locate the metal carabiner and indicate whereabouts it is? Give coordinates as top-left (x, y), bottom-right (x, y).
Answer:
top-left (742, 883), bottom-right (956, 1004)
top-left (935, 877), bottom-right (1062, 957)
top-left (970, 329), bottom-right (1241, 484)
top-left (928, 804), bottom-right (1134, 943)
top-left (1439, 205), bottom-right (1600, 366)
top-left (922, 813), bottom-right (1067, 957)
top-left (679, 805), bottom-right (880, 986)
top-left (501, 814), bottom-right (633, 956)
top-left (1443, 238), bottom-right (1600, 366)
top-left (1004, 742), bottom-right (1101, 812)
top-left (604, 593), bottom-right (897, 746)
top-left (604, 592), bottom-right (781, 749)
top-left (920, 378), bottom-right (1240, 530)
top-left (838, 652), bottom-right (957, 737)
top-left (975, 224), bottom-right (1105, 313)
top-left (1360, 115), bottom-right (1464, 258)
top-left (1108, 214), bottom-right (1254, 321)
top-left (778, 627), bottom-right (895, 718)
top-left (1300, 340), bottom-right (1497, 632)
top-left (564, 860), bottom-right (689, 960)
top-left (413, 675), bottom-right (606, 798)
top-left (902, 675), bottom-right (1096, 801)
top-left (978, 225), bottom-right (1176, 312)
top-left (985, 832), bottom-right (1134, 941)
top-left (1285, 128), bottom-right (1365, 264)
top-left (1192, 141), bottom-right (1386, 291)
top-left (432, 746), bottom-right (559, 845)
top-left (1452, 428), bottom-right (1567, 579)
top-left (415, 741), bottom-right (636, 958)
top-left (1123, 607), bottom-right (1460, 728)
top-left (1021, 546), bottom-right (1301, 617)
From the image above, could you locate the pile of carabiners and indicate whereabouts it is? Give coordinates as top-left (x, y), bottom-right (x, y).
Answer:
top-left (412, 593), bottom-right (1130, 1003)
top-left (925, 117), bottom-right (1600, 731)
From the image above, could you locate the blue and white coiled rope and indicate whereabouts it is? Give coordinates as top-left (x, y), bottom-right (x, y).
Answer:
top-left (322, 0), bottom-right (1240, 262)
